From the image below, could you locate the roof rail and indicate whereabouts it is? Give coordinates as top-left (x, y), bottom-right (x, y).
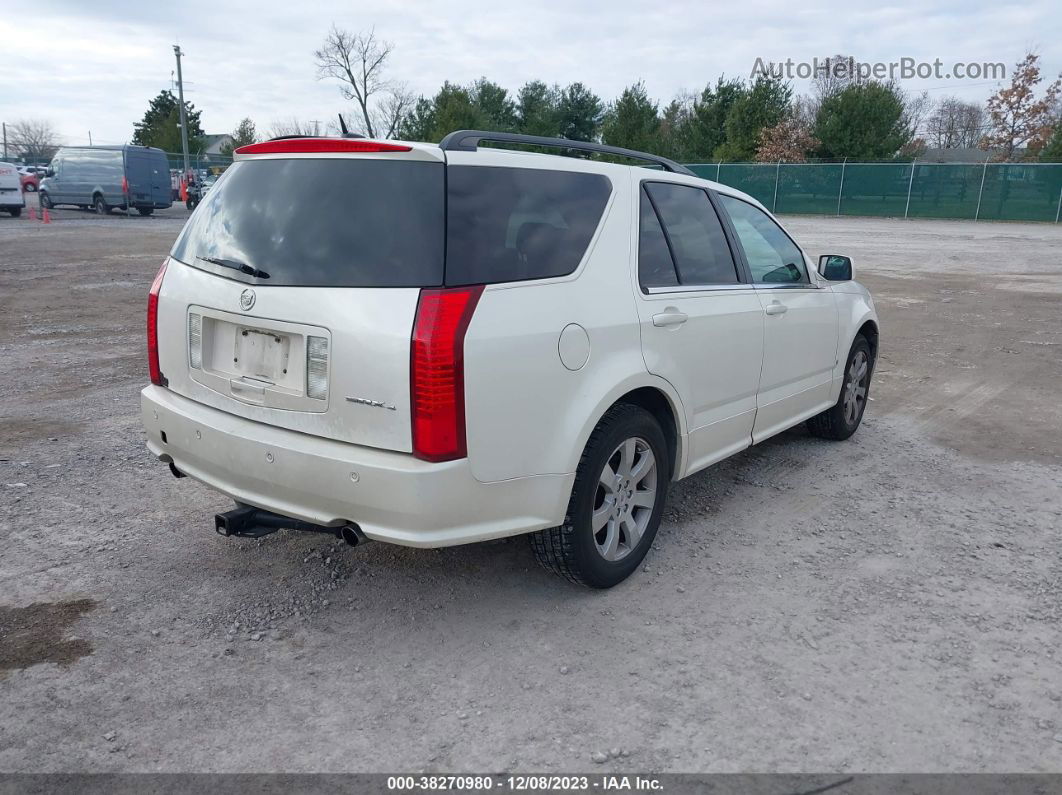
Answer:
top-left (438, 130), bottom-right (696, 177)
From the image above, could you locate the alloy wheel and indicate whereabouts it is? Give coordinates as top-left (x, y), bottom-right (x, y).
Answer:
top-left (592, 437), bottom-right (657, 562)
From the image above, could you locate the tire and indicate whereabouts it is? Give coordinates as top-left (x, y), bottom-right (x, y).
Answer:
top-left (39, 192), bottom-right (53, 209)
top-left (137, 208), bottom-right (153, 216)
top-left (530, 404), bottom-right (669, 588)
top-left (9, 208), bottom-right (22, 217)
top-left (808, 335), bottom-right (873, 441)
top-left (94, 196), bottom-right (109, 215)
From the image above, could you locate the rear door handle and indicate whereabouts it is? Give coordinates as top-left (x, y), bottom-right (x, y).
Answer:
top-left (764, 301), bottom-right (788, 316)
top-left (652, 309), bottom-right (688, 328)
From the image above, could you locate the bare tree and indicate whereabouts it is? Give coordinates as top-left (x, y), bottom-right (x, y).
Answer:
top-left (314, 25), bottom-right (403, 138)
top-left (812, 54), bottom-right (865, 106)
top-left (267, 118), bottom-right (321, 139)
top-left (981, 53), bottom-right (1062, 160)
top-left (8, 119), bottom-right (60, 162)
top-left (925, 97), bottom-right (987, 149)
top-left (902, 89), bottom-right (932, 140)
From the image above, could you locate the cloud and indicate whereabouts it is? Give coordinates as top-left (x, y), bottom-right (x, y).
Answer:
top-left (2, 0), bottom-right (1058, 148)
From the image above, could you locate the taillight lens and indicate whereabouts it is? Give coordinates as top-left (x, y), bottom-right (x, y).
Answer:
top-left (410, 285), bottom-right (483, 462)
top-left (121, 176), bottom-right (129, 194)
top-left (147, 261), bottom-right (168, 386)
top-left (306, 335), bottom-right (329, 400)
top-left (188, 312), bottom-right (203, 370)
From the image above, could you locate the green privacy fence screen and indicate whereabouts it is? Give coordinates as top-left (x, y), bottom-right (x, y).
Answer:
top-left (686, 161), bottom-right (1062, 223)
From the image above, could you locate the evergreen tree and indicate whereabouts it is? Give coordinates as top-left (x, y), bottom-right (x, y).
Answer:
top-left (132, 90), bottom-right (204, 153)
top-left (814, 82), bottom-right (912, 159)
top-left (601, 82), bottom-right (659, 152)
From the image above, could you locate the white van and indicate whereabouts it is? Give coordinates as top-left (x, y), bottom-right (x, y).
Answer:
top-left (0, 162), bottom-right (25, 217)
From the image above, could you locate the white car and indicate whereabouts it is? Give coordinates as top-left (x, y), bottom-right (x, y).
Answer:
top-left (141, 131), bottom-right (878, 588)
top-left (0, 162), bottom-right (26, 216)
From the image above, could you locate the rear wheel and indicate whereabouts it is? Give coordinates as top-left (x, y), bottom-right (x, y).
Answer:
top-left (94, 195), bottom-right (109, 215)
top-left (530, 404), bottom-right (668, 588)
top-left (9, 207), bottom-right (22, 217)
top-left (808, 335), bottom-right (873, 440)
top-left (137, 207), bottom-right (153, 216)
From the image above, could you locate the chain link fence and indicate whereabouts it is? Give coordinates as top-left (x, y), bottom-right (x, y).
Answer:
top-left (686, 161), bottom-right (1062, 223)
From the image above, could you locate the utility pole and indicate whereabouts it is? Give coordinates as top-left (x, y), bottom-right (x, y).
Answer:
top-left (2, 122), bottom-right (7, 160)
top-left (173, 44), bottom-right (191, 176)
top-left (88, 131), bottom-right (93, 146)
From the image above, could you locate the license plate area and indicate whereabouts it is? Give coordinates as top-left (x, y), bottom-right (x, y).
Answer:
top-left (234, 328), bottom-right (290, 383)
top-left (187, 306), bottom-right (330, 413)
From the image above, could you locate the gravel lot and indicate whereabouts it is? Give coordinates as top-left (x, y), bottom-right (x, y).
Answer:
top-left (1, 203), bottom-right (1061, 774)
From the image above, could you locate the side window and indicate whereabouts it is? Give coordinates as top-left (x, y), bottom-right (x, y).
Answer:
top-left (638, 189), bottom-right (678, 289)
top-left (719, 195), bottom-right (809, 284)
top-left (445, 166), bottom-right (612, 286)
top-left (644, 182), bottom-right (739, 285)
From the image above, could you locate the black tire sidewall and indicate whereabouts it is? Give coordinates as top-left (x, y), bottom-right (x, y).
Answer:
top-left (94, 197), bottom-right (106, 215)
top-left (40, 192), bottom-right (52, 209)
top-left (570, 408), bottom-right (669, 588)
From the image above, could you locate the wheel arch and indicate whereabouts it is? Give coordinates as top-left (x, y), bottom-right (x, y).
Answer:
top-left (572, 376), bottom-right (687, 481)
top-left (857, 318), bottom-right (879, 361)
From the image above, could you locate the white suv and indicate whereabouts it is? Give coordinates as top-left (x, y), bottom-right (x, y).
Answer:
top-left (141, 131), bottom-right (878, 588)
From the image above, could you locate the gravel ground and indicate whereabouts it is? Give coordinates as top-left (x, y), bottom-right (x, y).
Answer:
top-left (1, 206), bottom-right (1061, 773)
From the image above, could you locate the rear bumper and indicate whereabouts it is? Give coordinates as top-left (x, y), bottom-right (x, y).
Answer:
top-left (141, 386), bottom-right (572, 547)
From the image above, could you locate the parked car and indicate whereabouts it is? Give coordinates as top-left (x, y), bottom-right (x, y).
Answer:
top-left (40, 145), bottom-right (172, 216)
top-left (17, 167), bottom-right (41, 192)
top-left (141, 131), bottom-right (878, 588)
top-left (0, 162), bottom-right (25, 216)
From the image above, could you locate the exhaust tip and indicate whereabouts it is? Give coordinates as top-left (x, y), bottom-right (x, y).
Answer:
top-left (340, 524), bottom-right (364, 547)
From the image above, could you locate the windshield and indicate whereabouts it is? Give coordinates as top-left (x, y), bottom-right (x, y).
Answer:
top-left (171, 158), bottom-right (445, 287)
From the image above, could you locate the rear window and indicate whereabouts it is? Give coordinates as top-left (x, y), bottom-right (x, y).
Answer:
top-left (171, 158), bottom-right (445, 287)
top-left (445, 166), bottom-right (612, 286)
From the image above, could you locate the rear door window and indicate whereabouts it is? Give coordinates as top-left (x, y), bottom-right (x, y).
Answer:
top-left (171, 158), bottom-right (445, 287)
top-left (638, 189), bottom-right (679, 289)
top-left (445, 166), bottom-right (612, 286)
top-left (643, 182), bottom-right (739, 286)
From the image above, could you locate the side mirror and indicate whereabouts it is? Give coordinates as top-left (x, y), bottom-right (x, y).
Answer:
top-left (818, 254), bottom-right (853, 281)
top-left (46, 168), bottom-right (55, 178)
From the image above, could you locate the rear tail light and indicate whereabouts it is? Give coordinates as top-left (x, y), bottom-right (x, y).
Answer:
top-left (121, 176), bottom-right (129, 195)
top-left (410, 285), bottom-right (483, 462)
top-left (147, 261), bottom-right (168, 386)
top-left (188, 312), bottom-right (203, 369)
top-left (306, 336), bottom-right (329, 400)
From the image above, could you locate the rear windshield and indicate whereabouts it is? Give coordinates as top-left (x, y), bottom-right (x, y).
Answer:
top-left (445, 166), bottom-right (612, 285)
top-left (171, 158), bottom-right (445, 287)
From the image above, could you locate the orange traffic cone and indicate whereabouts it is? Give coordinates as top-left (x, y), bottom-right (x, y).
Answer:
top-left (27, 205), bottom-right (37, 221)
top-left (42, 206), bottom-right (51, 224)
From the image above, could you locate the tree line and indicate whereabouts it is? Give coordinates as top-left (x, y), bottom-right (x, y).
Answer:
top-left (6, 39), bottom-right (1060, 166)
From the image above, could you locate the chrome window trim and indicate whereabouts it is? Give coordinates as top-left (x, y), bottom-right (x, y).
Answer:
top-left (644, 283), bottom-right (757, 295)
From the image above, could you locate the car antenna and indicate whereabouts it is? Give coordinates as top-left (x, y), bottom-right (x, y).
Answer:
top-left (338, 113), bottom-right (363, 139)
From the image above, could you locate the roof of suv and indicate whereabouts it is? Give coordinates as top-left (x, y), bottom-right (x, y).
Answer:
top-left (233, 130), bottom-right (766, 211)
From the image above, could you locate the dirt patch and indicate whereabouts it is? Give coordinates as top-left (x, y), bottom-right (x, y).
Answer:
top-left (0, 418), bottom-right (84, 455)
top-left (0, 599), bottom-right (96, 674)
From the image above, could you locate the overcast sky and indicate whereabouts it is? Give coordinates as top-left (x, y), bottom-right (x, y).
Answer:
top-left (2, 0), bottom-right (1059, 147)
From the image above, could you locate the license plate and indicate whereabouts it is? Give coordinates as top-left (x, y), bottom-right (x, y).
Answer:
top-left (234, 329), bottom-right (290, 382)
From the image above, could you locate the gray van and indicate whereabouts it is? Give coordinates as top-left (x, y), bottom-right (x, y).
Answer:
top-left (40, 145), bottom-right (172, 216)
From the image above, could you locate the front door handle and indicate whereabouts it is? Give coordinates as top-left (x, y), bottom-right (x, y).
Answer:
top-left (652, 309), bottom-right (688, 328)
top-left (764, 301), bottom-right (788, 316)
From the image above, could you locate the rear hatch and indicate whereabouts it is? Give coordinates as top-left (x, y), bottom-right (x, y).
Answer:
top-left (0, 163), bottom-right (23, 204)
top-left (126, 147), bottom-right (172, 206)
top-left (156, 144), bottom-right (446, 453)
